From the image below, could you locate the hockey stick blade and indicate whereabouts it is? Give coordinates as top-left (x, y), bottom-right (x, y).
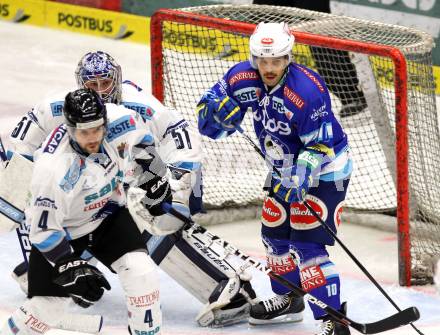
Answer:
top-left (357, 306), bottom-right (420, 334)
top-left (162, 203), bottom-right (420, 334)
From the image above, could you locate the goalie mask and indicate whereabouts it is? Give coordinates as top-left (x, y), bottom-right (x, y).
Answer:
top-left (249, 22), bottom-right (294, 69)
top-left (75, 51), bottom-right (122, 104)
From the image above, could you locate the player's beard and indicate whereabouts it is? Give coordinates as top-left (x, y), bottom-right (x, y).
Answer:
top-left (262, 72), bottom-right (281, 87)
top-left (84, 141), bottom-right (102, 154)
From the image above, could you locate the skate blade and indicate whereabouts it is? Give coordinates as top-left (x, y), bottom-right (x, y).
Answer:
top-left (249, 312), bottom-right (303, 325)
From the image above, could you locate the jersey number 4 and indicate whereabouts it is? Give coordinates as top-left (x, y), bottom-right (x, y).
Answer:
top-left (38, 210), bottom-right (49, 230)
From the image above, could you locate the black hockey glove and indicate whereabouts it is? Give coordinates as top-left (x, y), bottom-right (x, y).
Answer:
top-left (139, 175), bottom-right (173, 216)
top-left (53, 256), bottom-right (111, 308)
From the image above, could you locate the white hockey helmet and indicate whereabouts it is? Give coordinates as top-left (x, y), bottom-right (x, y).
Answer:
top-left (249, 22), bottom-right (294, 68)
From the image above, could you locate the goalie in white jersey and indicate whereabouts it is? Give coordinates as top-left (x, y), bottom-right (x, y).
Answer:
top-left (6, 51), bottom-right (257, 327)
top-left (1, 88), bottom-right (169, 334)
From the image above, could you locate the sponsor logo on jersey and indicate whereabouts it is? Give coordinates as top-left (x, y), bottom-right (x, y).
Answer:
top-left (233, 87), bottom-right (258, 103)
top-left (290, 195), bottom-right (328, 230)
top-left (271, 96), bottom-right (285, 113)
top-left (50, 101), bottom-right (64, 117)
top-left (296, 66), bottom-right (325, 93)
top-left (261, 196), bottom-right (287, 227)
top-left (267, 253), bottom-right (296, 275)
top-left (228, 71), bottom-right (258, 86)
top-left (122, 102), bottom-right (155, 120)
top-left (84, 170), bottom-right (123, 205)
top-left (284, 86), bottom-right (305, 110)
top-left (59, 156), bottom-right (85, 193)
top-left (34, 197), bottom-right (58, 210)
top-left (310, 102), bottom-right (328, 121)
top-left (334, 201), bottom-right (344, 226)
top-left (128, 290), bottom-right (160, 308)
top-left (253, 110), bottom-right (291, 136)
top-left (300, 265), bottom-right (327, 291)
top-left (84, 196), bottom-right (110, 212)
top-left (43, 125), bottom-right (67, 154)
top-left (106, 115), bottom-right (136, 141)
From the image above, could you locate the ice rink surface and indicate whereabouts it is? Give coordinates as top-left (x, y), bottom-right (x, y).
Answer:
top-left (0, 21), bottom-right (439, 334)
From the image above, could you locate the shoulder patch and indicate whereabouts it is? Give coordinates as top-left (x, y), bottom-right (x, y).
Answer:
top-left (106, 115), bottom-right (136, 141)
top-left (59, 156), bottom-right (85, 193)
top-left (123, 80), bottom-right (143, 92)
top-left (284, 86), bottom-right (305, 110)
top-left (43, 125), bottom-right (67, 154)
top-left (50, 101), bottom-right (64, 117)
top-left (296, 66), bottom-right (325, 93)
top-left (228, 71), bottom-right (258, 86)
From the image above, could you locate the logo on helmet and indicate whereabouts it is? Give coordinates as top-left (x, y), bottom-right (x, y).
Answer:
top-left (261, 37), bottom-right (274, 45)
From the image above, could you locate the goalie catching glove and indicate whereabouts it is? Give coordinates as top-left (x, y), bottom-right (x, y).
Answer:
top-left (52, 255), bottom-right (111, 308)
top-left (197, 90), bottom-right (243, 132)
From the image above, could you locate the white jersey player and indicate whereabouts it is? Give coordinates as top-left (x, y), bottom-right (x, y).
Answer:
top-left (1, 89), bottom-right (167, 334)
top-left (6, 51), bottom-right (257, 327)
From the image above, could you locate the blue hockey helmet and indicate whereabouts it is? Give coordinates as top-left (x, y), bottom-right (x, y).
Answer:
top-left (75, 51), bottom-right (122, 104)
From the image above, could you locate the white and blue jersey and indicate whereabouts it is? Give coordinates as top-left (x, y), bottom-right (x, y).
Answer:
top-left (28, 104), bottom-right (157, 264)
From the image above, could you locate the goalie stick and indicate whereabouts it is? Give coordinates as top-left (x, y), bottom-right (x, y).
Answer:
top-left (236, 126), bottom-right (425, 335)
top-left (162, 202), bottom-right (420, 334)
top-left (0, 136), bottom-right (102, 334)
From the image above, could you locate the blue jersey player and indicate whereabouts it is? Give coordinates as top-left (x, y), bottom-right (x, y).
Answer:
top-left (196, 22), bottom-right (352, 335)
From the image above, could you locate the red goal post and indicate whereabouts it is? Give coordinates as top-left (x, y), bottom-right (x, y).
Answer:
top-left (150, 6), bottom-right (438, 286)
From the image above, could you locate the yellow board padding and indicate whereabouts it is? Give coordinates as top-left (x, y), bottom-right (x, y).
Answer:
top-left (0, 0), bottom-right (45, 25)
top-left (45, 1), bottom-right (149, 44)
top-left (162, 21), bottom-right (249, 62)
top-left (0, 0), bottom-right (149, 44)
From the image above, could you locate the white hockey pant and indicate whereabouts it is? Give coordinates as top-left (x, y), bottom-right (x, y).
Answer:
top-left (112, 251), bottom-right (161, 335)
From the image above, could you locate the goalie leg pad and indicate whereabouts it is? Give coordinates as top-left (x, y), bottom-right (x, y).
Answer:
top-left (144, 225), bottom-right (257, 327)
top-left (0, 153), bottom-right (33, 233)
top-left (112, 251), bottom-right (161, 335)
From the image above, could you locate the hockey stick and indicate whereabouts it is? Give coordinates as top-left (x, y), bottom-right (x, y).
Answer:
top-left (236, 127), bottom-right (425, 335)
top-left (162, 202), bottom-right (419, 334)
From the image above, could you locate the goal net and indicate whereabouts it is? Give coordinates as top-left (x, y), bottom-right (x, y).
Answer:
top-left (150, 5), bottom-right (439, 286)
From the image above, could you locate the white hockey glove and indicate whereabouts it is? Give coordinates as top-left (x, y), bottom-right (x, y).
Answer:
top-left (127, 167), bottom-right (193, 236)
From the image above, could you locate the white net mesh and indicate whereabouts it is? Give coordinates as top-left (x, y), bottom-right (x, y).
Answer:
top-left (152, 5), bottom-right (439, 285)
